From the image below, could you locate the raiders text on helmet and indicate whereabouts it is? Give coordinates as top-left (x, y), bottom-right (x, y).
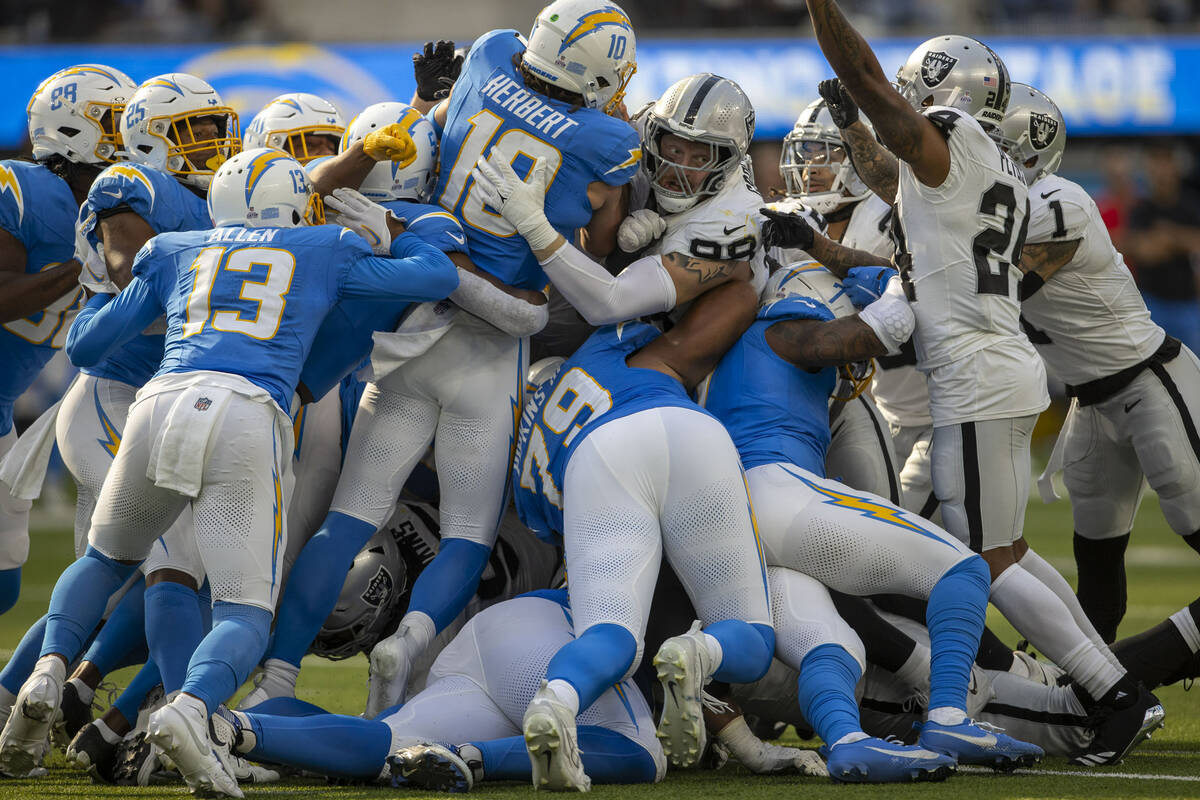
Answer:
top-left (895, 35), bottom-right (1011, 131)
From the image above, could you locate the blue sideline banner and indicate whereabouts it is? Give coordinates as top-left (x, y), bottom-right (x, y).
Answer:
top-left (0, 36), bottom-right (1194, 148)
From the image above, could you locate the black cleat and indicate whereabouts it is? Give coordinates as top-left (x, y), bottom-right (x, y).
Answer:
top-left (1071, 684), bottom-right (1165, 766)
top-left (56, 682), bottom-right (95, 745)
top-left (66, 721), bottom-right (118, 783)
top-left (388, 743), bottom-right (476, 792)
top-left (110, 731), bottom-right (170, 786)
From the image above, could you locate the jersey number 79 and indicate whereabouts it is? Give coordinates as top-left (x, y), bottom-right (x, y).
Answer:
top-left (519, 368), bottom-right (612, 508)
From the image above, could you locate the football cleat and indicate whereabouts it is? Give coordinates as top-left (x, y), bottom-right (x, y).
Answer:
top-left (366, 628), bottom-right (416, 719)
top-left (147, 702), bottom-right (243, 798)
top-left (653, 621), bottom-right (714, 768)
top-left (387, 742), bottom-right (476, 793)
top-left (111, 731), bottom-right (171, 786)
top-left (1071, 684), bottom-right (1165, 766)
top-left (0, 664), bottom-right (64, 777)
top-left (66, 720), bottom-right (119, 782)
top-left (919, 718), bottom-right (1042, 771)
top-left (55, 680), bottom-right (96, 746)
top-left (826, 736), bottom-right (955, 783)
top-left (523, 681), bottom-right (590, 792)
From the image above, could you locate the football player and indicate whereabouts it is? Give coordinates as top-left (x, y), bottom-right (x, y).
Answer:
top-left (999, 85), bottom-right (1200, 648)
top-left (796, 0), bottom-right (1160, 745)
top-left (242, 92), bottom-right (344, 164)
top-left (291, 0), bottom-right (638, 719)
top-left (5, 148), bottom-right (457, 796)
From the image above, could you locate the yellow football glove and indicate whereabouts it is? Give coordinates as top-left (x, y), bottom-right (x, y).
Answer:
top-left (362, 123), bottom-right (418, 168)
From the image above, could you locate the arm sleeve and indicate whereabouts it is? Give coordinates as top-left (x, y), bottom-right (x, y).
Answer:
top-left (539, 245), bottom-right (676, 326)
top-left (338, 231), bottom-right (460, 301)
top-left (65, 277), bottom-right (163, 367)
top-left (449, 268), bottom-right (549, 337)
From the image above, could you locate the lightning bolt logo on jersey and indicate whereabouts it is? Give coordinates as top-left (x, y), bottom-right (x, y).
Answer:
top-left (80, 162), bottom-right (212, 389)
top-left (0, 160), bottom-right (83, 435)
top-left (432, 29), bottom-right (641, 290)
top-left (513, 322), bottom-right (704, 541)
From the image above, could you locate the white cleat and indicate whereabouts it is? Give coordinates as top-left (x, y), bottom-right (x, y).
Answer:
top-left (366, 628), bottom-right (414, 719)
top-left (523, 682), bottom-right (590, 792)
top-left (0, 664), bottom-right (64, 777)
top-left (146, 702), bottom-right (243, 798)
top-left (653, 621), bottom-right (714, 769)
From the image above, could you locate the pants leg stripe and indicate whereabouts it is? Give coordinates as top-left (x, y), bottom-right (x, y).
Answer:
top-left (982, 700), bottom-right (1090, 728)
top-left (961, 421), bottom-right (984, 553)
top-left (857, 395), bottom-right (900, 505)
top-left (918, 491), bottom-right (940, 520)
top-left (1148, 361), bottom-right (1200, 466)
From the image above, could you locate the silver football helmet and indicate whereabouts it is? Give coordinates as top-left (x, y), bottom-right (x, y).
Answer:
top-left (643, 73), bottom-right (755, 214)
top-left (995, 83), bottom-right (1066, 186)
top-left (895, 34), bottom-right (1010, 131)
top-left (780, 98), bottom-right (871, 214)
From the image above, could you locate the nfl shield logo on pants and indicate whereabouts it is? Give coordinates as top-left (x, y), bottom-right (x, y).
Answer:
top-left (194, 397), bottom-right (212, 411)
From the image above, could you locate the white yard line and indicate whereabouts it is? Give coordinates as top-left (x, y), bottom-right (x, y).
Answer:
top-left (959, 765), bottom-right (1200, 782)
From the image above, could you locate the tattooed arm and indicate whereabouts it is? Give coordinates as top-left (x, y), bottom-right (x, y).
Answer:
top-left (765, 315), bottom-right (890, 368)
top-left (841, 121), bottom-right (899, 203)
top-left (803, 234), bottom-right (891, 279)
top-left (1017, 239), bottom-right (1081, 299)
top-left (806, 0), bottom-right (950, 187)
top-left (660, 251), bottom-right (751, 305)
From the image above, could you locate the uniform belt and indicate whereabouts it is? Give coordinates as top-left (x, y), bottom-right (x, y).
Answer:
top-left (1066, 335), bottom-right (1181, 407)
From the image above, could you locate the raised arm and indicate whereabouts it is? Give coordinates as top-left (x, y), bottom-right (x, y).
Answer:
top-left (97, 210), bottom-right (156, 289)
top-left (818, 79), bottom-right (899, 203)
top-left (806, 0), bottom-right (950, 186)
top-left (760, 207), bottom-right (889, 279)
top-left (1017, 239), bottom-right (1080, 299)
top-left (409, 40), bottom-right (462, 115)
top-left (310, 123), bottom-right (419, 198)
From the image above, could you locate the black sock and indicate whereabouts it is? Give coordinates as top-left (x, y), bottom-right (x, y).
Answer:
top-left (1183, 530), bottom-right (1200, 557)
top-left (975, 625), bottom-right (1014, 670)
top-left (830, 592), bottom-right (916, 673)
top-left (1074, 532), bottom-right (1130, 643)
top-left (1112, 615), bottom-right (1193, 690)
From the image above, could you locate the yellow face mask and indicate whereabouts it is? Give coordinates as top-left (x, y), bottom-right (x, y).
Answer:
top-left (152, 108), bottom-right (243, 178)
top-left (303, 191), bottom-right (326, 226)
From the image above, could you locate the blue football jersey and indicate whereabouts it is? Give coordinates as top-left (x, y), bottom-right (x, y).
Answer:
top-left (0, 160), bottom-right (83, 435)
top-left (513, 322), bottom-right (702, 541)
top-left (299, 200), bottom-right (468, 401)
top-left (80, 163), bottom-right (211, 388)
top-left (703, 294), bottom-right (838, 474)
top-left (67, 225), bottom-right (458, 413)
top-left (432, 29), bottom-right (641, 290)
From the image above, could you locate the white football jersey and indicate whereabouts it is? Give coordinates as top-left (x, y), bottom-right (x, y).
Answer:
top-left (895, 106), bottom-right (1047, 425)
top-left (1020, 174), bottom-right (1164, 386)
top-left (841, 192), bottom-right (895, 259)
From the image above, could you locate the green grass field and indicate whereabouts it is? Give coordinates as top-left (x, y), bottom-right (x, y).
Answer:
top-left (0, 494), bottom-right (1197, 799)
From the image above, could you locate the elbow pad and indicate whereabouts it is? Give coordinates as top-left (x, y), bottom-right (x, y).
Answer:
top-left (857, 277), bottom-right (914, 355)
top-left (540, 245), bottom-right (676, 326)
top-left (450, 268), bottom-right (549, 338)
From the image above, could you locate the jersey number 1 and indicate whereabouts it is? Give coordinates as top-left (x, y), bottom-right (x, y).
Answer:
top-left (183, 246), bottom-right (295, 340)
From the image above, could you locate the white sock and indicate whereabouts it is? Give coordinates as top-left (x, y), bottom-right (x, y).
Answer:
top-left (399, 611), bottom-right (437, 653)
top-left (545, 679), bottom-right (580, 716)
top-left (261, 658), bottom-right (299, 692)
top-left (1018, 548), bottom-right (1123, 670)
top-left (990, 564), bottom-right (1124, 699)
top-left (1171, 608), bottom-right (1200, 653)
top-left (67, 677), bottom-right (95, 706)
top-left (893, 641), bottom-right (932, 701)
top-left (93, 718), bottom-right (122, 745)
top-left (701, 632), bottom-right (723, 676)
top-left (173, 692), bottom-right (208, 721)
top-left (927, 706), bottom-right (966, 726)
top-left (831, 731), bottom-right (870, 748)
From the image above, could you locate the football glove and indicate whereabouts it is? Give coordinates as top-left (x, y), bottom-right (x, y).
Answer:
top-left (842, 266), bottom-right (898, 308)
top-left (818, 78), bottom-right (859, 129)
top-left (617, 209), bottom-right (667, 253)
top-left (760, 206), bottom-right (817, 252)
top-left (325, 187), bottom-right (396, 255)
top-left (471, 149), bottom-right (559, 251)
top-left (362, 123), bottom-right (418, 169)
top-left (413, 40), bottom-right (463, 102)
top-left (75, 213), bottom-right (118, 294)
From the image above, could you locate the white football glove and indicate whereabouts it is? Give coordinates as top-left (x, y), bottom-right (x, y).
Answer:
top-left (324, 187), bottom-right (396, 255)
top-left (75, 212), bottom-right (118, 294)
top-left (616, 209), bottom-right (666, 253)
top-left (470, 148), bottom-right (558, 251)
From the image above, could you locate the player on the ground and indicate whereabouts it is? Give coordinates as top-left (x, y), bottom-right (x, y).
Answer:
top-left (998, 84), bottom-right (1200, 645)
top-left (242, 92), bottom-right (344, 164)
top-left (511, 279), bottom-right (773, 789)
top-left (3, 148), bottom-right (457, 795)
top-left (795, 1), bottom-right (1161, 751)
top-left (0, 65), bottom-right (135, 619)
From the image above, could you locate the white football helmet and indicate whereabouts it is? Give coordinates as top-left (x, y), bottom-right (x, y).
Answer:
top-left (243, 93), bottom-right (345, 164)
top-left (643, 73), bottom-right (754, 214)
top-left (340, 102), bottom-right (438, 202)
top-left (208, 148), bottom-right (324, 229)
top-left (995, 83), bottom-right (1066, 186)
top-left (122, 73), bottom-right (241, 189)
top-left (895, 35), bottom-right (1010, 131)
top-left (781, 98), bottom-right (871, 214)
top-left (522, 0), bottom-right (637, 116)
top-left (27, 64), bottom-right (137, 165)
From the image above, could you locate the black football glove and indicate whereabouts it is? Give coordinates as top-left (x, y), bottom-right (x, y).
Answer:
top-left (818, 78), bottom-right (859, 129)
top-left (760, 207), bottom-right (817, 251)
top-left (413, 40), bottom-right (464, 102)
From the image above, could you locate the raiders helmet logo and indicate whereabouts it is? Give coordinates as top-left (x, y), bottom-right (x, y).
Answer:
top-left (360, 566), bottom-right (394, 608)
top-left (1029, 112), bottom-right (1059, 151)
top-left (921, 51), bottom-right (958, 88)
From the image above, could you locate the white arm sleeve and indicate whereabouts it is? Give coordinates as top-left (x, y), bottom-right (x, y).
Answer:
top-left (449, 268), bottom-right (549, 338)
top-left (856, 276), bottom-right (914, 356)
top-left (538, 244), bottom-right (677, 326)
